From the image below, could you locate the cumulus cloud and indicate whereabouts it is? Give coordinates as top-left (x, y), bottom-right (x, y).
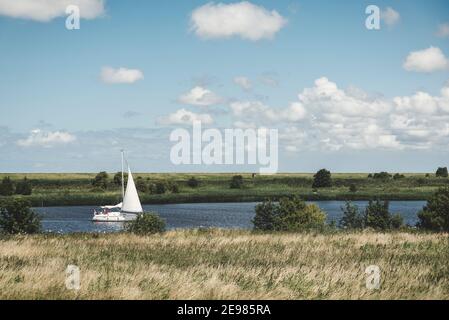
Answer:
top-left (234, 76), bottom-right (252, 91)
top-left (101, 67), bottom-right (144, 84)
top-left (178, 86), bottom-right (222, 106)
top-left (0, 0), bottom-right (105, 22)
top-left (190, 1), bottom-right (287, 41)
top-left (17, 129), bottom-right (76, 147)
top-left (381, 7), bottom-right (400, 26)
top-left (436, 23), bottom-right (449, 38)
top-left (403, 47), bottom-right (449, 73)
top-left (228, 77), bottom-right (449, 152)
top-left (158, 109), bottom-right (214, 126)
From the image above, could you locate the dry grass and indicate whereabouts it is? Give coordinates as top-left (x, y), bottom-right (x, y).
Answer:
top-left (0, 230), bottom-right (448, 300)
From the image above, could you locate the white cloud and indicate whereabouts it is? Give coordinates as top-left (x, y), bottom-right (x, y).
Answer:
top-left (17, 129), bottom-right (76, 147)
top-left (230, 100), bottom-right (306, 124)
top-left (0, 0), bottom-right (105, 22)
top-left (234, 76), bottom-right (252, 90)
top-left (178, 86), bottom-right (222, 106)
top-left (436, 23), bottom-right (449, 38)
top-left (101, 67), bottom-right (144, 84)
top-left (190, 1), bottom-right (287, 41)
top-left (158, 109), bottom-right (214, 126)
top-left (403, 47), bottom-right (449, 73)
top-left (381, 7), bottom-right (400, 26)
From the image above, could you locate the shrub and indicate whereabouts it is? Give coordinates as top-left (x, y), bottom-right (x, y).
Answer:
top-left (230, 175), bottom-right (244, 189)
top-left (349, 184), bottom-right (357, 193)
top-left (417, 188), bottom-right (449, 232)
top-left (253, 196), bottom-right (327, 231)
top-left (312, 169), bottom-right (331, 188)
top-left (373, 172), bottom-right (391, 180)
top-left (154, 182), bottom-right (167, 194)
top-left (339, 202), bottom-right (363, 229)
top-left (0, 199), bottom-right (41, 234)
top-left (187, 177), bottom-right (199, 188)
top-left (168, 182), bottom-right (179, 193)
top-left (124, 212), bottom-right (165, 235)
top-left (365, 200), bottom-right (403, 230)
top-left (15, 177), bottom-right (32, 195)
top-left (92, 172), bottom-right (108, 189)
top-left (0, 177), bottom-right (15, 196)
top-left (393, 173), bottom-right (405, 180)
top-left (436, 167), bottom-right (448, 178)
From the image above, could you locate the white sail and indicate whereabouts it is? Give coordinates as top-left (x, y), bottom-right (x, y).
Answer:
top-left (121, 167), bottom-right (143, 213)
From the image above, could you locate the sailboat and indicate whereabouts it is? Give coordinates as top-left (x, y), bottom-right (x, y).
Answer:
top-left (92, 151), bottom-right (143, 222)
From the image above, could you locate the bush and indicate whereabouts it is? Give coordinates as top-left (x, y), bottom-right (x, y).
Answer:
top-left (230, 175), bottom-right (244, 189)
top-left (0, 199), bottom-right (41, 234)
top-left (339, 202), bottom-right (363, 229)
top-left (168, 182), bottom-right (179, 193)
top-left (253, 196), bottom-right (327, 231)
top-left (365, 200), bottom-right (403, 230)
top-left (312, 169), bottom-right (331, 188)
top-left (15, 177), bottom-right (32, 195)
top-left (92, 171), bottom-right (108, 189)
top-left (417, 188), bottom-right (449, 232)
top-left (187, 177), bottom-right (199, 188)
top-left (372, 172), bottom-right (392, 180)
top-left (154, 182), bottom-right (167, 194)
top-left (124, 212), bottom-right (165, 235)
top-left (349, 184), bottom-right (357, 193)
top-left (393, 173), bottom-right (405, 180)
top-left (0, 177), bottom-right (15, 196)
top-left (436, 167), bottom-right (448, 178)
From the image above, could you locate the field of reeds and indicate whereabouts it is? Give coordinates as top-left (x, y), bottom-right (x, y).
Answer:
top-left (1, 173), bottom-right (449, 206)
top-left (0, 229), bottom-right (448, 299)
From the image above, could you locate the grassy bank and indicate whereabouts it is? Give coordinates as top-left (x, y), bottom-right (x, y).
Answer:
top-left (1, 173), bottom-right (449, 206)
top-left (0, 229), bottom-right (448, 299)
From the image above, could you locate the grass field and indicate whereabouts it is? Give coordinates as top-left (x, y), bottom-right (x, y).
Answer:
top-left (1, 173), bottom-right (449, 206)
top-left (0, 229), bottom-right (448, 299)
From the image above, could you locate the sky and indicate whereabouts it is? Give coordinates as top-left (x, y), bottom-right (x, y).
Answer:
top-left (0, 0), bottom-right (449, 173)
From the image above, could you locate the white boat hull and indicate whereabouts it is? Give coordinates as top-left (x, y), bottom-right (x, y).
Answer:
top-left (92, 212), bottom-right (137, 222)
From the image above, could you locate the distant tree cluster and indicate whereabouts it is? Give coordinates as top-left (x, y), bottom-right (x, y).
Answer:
top-left (187, 177), bottom-right (200, 188)
top-left (436, 167), bottom-right (448, 178)
top-left (230, 175), bottom-right (244, 189)
top-left (0, 177), bottom-right (32, 196)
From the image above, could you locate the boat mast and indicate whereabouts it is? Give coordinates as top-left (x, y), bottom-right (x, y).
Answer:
top-left (121, 149), bottom-right (125, 200)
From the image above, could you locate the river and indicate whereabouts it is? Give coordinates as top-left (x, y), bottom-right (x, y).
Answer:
top-left (33, 200), bottom-right (426, 234)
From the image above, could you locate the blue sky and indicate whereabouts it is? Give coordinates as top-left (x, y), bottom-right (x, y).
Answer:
top-left (0, 0), bottom-right (449, 172)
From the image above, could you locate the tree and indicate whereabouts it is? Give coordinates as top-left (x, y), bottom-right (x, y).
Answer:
top-left (312, 169), bottom-right (332, 188)
top-left (373, 172), bottom-right (391, 180)
top-left (417, 188), bottom-right (449, 232)
top-left (0, 199), bottom-right (41, 234)
top-left (187, 177), bottom-right (199, 188)
top-left (364, 200), bottom-right (403, 230)
top-left (436, 167), bottom-right (448, 178)
top-left (339, 202), bottom-right (364, 229)
top-left (92, 171), bottom-right (109, 189)
top-left (125, 212), bottom-right (165, 235)
top-left (253, 196), bottom-right (327, 231)
top-left (15, 177), bottom-right (32, 195)
top-left (230, 175), bottom-right (244, 189)
top-left (393, 173), bottom-right (405, 180)
top-left (153, 182), bottom-right (167, 194)
top-left (0, 177), bottom-right (15, 196)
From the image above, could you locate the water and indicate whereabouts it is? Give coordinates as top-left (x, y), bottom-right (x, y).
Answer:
top-left (34, 201), bottom-right (426, 234)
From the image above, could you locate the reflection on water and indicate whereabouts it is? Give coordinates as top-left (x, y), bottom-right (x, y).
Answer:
top-left (34, 201), bottom-right (426, 234)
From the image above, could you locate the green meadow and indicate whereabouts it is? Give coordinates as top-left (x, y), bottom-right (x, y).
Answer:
top-left (1, 173), bottom-right (448, 206)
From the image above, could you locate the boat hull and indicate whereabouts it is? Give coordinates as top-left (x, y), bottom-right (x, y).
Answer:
top-left (92, 212), bottom-right (137, 222)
